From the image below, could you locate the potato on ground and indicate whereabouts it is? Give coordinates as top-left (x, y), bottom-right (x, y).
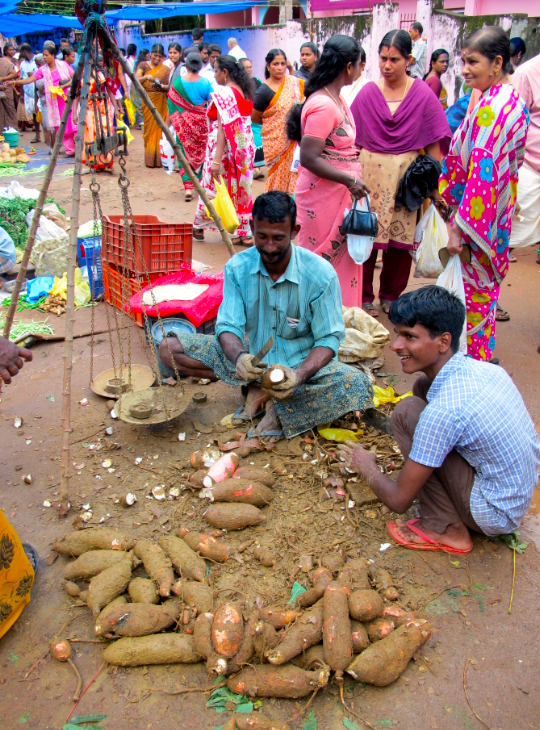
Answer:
top-left (202, 478), bottom-right (274, 506)
top-left (158, 535), bottom-right (206, 582)
top-left (266, 601), bottom-right (323, 665)
top-left (365, 617), bottom-right (395, 642)
top-left (351, 620), bottom-right (370, 653)
top-left (346, 622), bottom-right (433, 686)
top-left (337, 558), bottom-right (371, 591)
top-left (233, 467), bottom-right (275, 488)
top-left (259, 606), bottom-right (300, 630)
top-left (103, 633), bottom-right (203, 666)
top-left (348, 589), bottom-right (384, 622)
top-left (204, 503), bottom-right (265, 531)
top-left (53, 529), bottom-right (134, 556)
top-left (128, 577), bottom-right (159, 604)
top-left (64, 549), bottom-right (133, 580)
top-left (228, 664), bottom-right (329, 699)
top-left (87, 560), bottom-right (132, 617)
top-left (178, 527), bottom-right (229, 562)
top-left (134, 539), bottom-right (175, 597)
top-left (96, 602), bottom-right (180, 638)
top-left (212, 603), bottom-right (244, 658)
top-left (172, 580), bottom-right (213, 613)
top-left (323, 582), bottom-right (352, 677)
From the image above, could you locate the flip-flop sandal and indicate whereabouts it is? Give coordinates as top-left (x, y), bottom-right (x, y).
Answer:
top-left (231, 405), bottom-right (265, 425)
top-left (232, 237), bottom-right (254, 247)
top-left (386, 518), bottom-right (473, 554)
top-left (247, 427), bottom-right (284, 443)
top-left (496, 304), bottom-right (510, 321)
top-left (362, 303), bottom-right (379, 318)
top-left (380, 300), bottom-right (393, 315)
top-left (22, 543), bottom-right (39, 573)
top-left (509, 254), bottom-right (517, 262)
top-left (193, 229), bottom-right (205, 241)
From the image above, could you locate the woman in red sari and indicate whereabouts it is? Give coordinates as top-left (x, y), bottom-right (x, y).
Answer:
top-left (193, 55), bottom-right (255, 246)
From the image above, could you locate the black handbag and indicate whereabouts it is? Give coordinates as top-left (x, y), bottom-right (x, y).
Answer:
top-left (340, 196), bottom-right (379, 238)
top-left (395, 154), bottom-right (442, 212)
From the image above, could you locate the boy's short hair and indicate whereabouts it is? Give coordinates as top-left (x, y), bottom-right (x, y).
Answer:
top-left (252, 191), bottom-right (297, 230)
top-left (389, 285), bottom-right (465, 353)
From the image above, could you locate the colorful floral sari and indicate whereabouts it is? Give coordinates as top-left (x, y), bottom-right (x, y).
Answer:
top-left (33, 61), bottom-right (76, 153)
top-left (168, 77), bottom-right (209, 190)
top-left (194, 85), bottom-right (255, 238)
top-left (0, 508), bottom-right (34, 639)
top-left (439, 83), bottom-right (529, 361)
top-left (296, 93), bottom-right (363, 307)
top-left (0, 57), bottom-right (18, 131)
top-left (138, 62), bottom-right (170, 168)
top-left (262, 75), bottom-right (304, 194)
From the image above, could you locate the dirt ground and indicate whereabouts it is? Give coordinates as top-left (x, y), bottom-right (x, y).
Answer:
top-left (0, 129), bottom-right (539, 730)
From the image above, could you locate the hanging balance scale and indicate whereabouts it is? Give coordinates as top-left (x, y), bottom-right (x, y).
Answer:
top-left (87, 63), bottom-right (189, 424)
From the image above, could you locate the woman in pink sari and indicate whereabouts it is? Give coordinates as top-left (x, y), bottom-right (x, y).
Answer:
top-left (289, 35), bottom-right (369, 307)
top-left (14, 44), bottom-right (76, 155)
top-left (439, 27), bottom-right (528, 361)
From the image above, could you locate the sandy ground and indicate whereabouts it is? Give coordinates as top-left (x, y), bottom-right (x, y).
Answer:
top-left (0, 128), bottom-right (539, 730)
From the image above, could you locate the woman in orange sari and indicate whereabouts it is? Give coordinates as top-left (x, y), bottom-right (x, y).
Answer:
top-left (136, 43), bottom-right (170, 167)
top-left (252, 49), bottom-right (304, 195)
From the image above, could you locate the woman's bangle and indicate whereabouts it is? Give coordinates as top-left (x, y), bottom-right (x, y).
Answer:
top-left (211, 160), bottom-right (220, 167)
top-left (348, 176), bottom-right (356, 190)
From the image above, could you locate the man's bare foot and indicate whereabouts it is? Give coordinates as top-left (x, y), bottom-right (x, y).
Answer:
top-left (393, 518), bottom-right (473, 552)
top-left (255, 401), bottom-right (283, 442)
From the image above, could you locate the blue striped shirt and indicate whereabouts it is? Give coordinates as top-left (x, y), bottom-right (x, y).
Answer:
top-left (215, 244), bottom-right (345, 369)
top-left (409, 353), bottom-right (540, 535)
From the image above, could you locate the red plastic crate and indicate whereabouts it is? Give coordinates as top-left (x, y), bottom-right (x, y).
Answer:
top-left (102, 215), bottom-right (193, 276)
top-left (102, 262), bottom-right (160, 327)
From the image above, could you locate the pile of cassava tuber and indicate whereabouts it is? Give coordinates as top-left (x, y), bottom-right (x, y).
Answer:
top-left (53, 452), bottom-right (433, 701)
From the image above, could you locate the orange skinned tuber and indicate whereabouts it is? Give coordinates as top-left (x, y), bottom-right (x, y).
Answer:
top-left (323, 582), bottom-right (352, 679)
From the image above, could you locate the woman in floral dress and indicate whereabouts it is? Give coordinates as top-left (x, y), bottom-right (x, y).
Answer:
top-left (439, 27), bottom-right (529, 361)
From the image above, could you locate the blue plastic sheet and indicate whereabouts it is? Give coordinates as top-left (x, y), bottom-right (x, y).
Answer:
top-left (105, 1), bottom-right (264, 21)
top-left (0, 13), bottom-right (81, 36)
top-left (26, 276), bottom-right (54, 303)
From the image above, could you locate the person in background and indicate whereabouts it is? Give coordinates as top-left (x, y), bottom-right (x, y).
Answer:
top-left (193, 55), bottom-right (255, 246)
top-left (33, 53), bottom-right (48, 148)
top-left (510, 37), bottom-right (526, 70)
top-left (13, 43), bottom-right (76, 156)
top-left (56, 38), bottom-right (70, 59)
top-left (124, 43), bottom-right (137, 98)
top-left (162, 43), bottom-right (183, 88)
top-left (198, 42), bottom-right (209, 65)
top-left (135, 43), bottom-right (170, 167)
top-left (341, 44), bottom-right (367, 107)
top-left (290, 35), bottom-right (369, 308)
top-left (296, 42), bottom-right (319, 83)
top-left (1, 43), bottom-right (20, 129)
top-left (184, 27), bottom-right (204, 58)
top-left (62, 46), bottom-right (77, 69)
top-left (200, 44), bottom-right (221, 89)
top-left (131, 48), bottom-right (149, 128)
top-left (227, 37), bottom-right (246, 62)
top-left (167, 52), bottom-right (212, 201)
top-left (439, 27), bottom-right (528, 362)
top-left (0, 224), bottom-right (16, 283)
top-left (408, 21), bottom-right (427, 80)
top-left (252, 48), bottom-right (304, 195)
top-left (351, 29), bottom-right (450, 317)
top-left (424, 48), bottom-right (449, 108)
top-left (509, 52), bottom-right (540, 261)
top-left (18, 44), bottom-right (37, 136)
top-left (241, 57), bottom-right (265, 180)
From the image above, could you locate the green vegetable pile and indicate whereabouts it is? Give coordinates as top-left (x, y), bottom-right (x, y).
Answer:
top-left (0, 196), bottom-right (60, 250)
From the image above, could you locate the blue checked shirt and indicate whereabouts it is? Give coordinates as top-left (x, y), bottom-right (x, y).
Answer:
top-left (215, 244), bottom-right (345, 369)
top-left (409, 353), bottom-right (540, 536)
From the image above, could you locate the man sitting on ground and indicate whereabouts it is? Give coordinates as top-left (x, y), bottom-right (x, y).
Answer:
top-left (159, 191), bottom-right (372, 442)
top-left (339, 286), bottom-right (540, 554)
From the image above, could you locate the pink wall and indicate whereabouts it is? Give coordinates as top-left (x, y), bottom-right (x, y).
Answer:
top-left (461, 0), bottom-right (536, 13)
top-left (206, 8), bottom-right (254, 29)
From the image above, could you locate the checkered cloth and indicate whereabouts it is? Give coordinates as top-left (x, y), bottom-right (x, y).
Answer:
top-left (409, 353), bottom-right (540, 535)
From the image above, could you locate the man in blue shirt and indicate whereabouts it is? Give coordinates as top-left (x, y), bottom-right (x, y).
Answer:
top-left (159, 191), bottom-right (372, 441)
top-left (339, 286), bottom-right (540, 553)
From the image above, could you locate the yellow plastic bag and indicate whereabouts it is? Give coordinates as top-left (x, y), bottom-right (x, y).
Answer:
top-left (373, 385), bottom-right (412, 409)
top-left (206, 176), bottom-right (239, 234)
top-left (35, 110), bottom-right (42, 123)
top-left (117, 118), bottom-right (134, 145)
top-left (48, 85), bottom-right (66, 101)
top-left (50, 268), bottom-right (91, 308)
top-left (124, 98), bottom-right (136, 127)
top-left (318, 426), bottom-right (363, 443)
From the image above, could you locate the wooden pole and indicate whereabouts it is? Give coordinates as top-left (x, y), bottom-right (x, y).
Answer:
top-left (58, 51), bottom-right (92, 517)
top-left (110, 44), bottom-right (237, 258)
top-left (2, 56), bottom-right (87, 339)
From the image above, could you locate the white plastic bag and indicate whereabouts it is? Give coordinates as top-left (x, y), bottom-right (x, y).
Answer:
top-left (436, 254), bottom-right (467, 353)
top-left (159, 127), bottom-right (175, 175)
top-left (290, 144), bottom-right (301, 173)
top-left (413, 204), bottom-right (448, 278)
top-left (345, 197), bottom-right (376, 265)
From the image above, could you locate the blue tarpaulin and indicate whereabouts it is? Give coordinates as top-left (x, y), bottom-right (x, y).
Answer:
top-left (0, 13), bottom-right (82, 36)
top-left (105, 1), bottom-right (264, 21)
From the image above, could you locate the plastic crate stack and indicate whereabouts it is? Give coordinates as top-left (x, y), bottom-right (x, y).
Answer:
top-left (101, 215), bottom-right (193, 326)
top-left (77, 235), bottom-right (104, 299)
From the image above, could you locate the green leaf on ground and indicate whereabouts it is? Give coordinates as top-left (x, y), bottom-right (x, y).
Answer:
top-left (69, 716), bottom-right (107, 725)
top-left (501, 532), bottom-right (528, 554)
top-left (8, 652), bottom-right (18, 663)
top-left (16, 714), bottom-right (29, 724)
top-left (288, 581), bottom-right (307, 604)
top-left (207, 686), bottom-right (252, 714)
top-left (343, 718), bottom-right (361, 730)
top-left (378, 720), bottom-right (393, 728)
top-left (45, 394), bottom-right (55, 402)
top-left (303, 711), bottom-right (317, 730)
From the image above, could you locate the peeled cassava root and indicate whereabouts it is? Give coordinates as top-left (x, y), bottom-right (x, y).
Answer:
top-left (96, 602), bottom-right (179, 638)
top-left (178, 527), bottom-right (229, 562)
top-left (63, 549), bottom-right (132, 580)
top-left (346, 622), bottom-right (433, 686)
top-left (53, 529), bottom-right (134, 556)
top-left (204, 503), bottom-right (265, 531)
top-left (261, 366), bottom-right (285, 391)
top-left (200, 478), bottom-right (274, 506)
top-left (103, 634), bottom-right (202, 666)
top-left (266, 601), bottom-right (323, 665)
top-left (134, 540), bottom-right (174, 597)
top-left (323, 582), bottom-right (352, 679)
top-left (228, 664), bottom-right (329, 699)
top-left (87, 560), bottom-right (132, 617)
top-left (158, 535), bottom-right (206, 582)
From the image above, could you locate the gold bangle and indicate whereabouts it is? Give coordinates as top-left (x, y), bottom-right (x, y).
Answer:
top-left (348, 176), bottom-right (356, 190)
